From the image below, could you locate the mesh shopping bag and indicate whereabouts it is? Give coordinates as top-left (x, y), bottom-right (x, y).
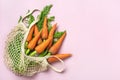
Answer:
top-left (4, 10), bottom-right (65, 76)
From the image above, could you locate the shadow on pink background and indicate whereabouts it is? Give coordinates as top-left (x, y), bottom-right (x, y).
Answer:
top-left (1, 0), bottom-right (120, 80)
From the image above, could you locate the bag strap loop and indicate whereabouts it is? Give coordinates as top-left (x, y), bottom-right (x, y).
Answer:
top-left (21, 9), bottom-right (40, 23)
top-left (47, 56), bottom-right (65, 72)
top-left (19, 9), bottom-right (40, 29)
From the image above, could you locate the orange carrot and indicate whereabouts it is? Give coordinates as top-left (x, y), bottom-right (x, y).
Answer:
top-left (35, 37), bottom-right (52, 54)
top-left (42, 17), bottom-right (48, 39)
top-left (34, 25), bottom-right (39, 36)
top-left (47, 23), bottom-right (57, 49)
top-left (26, 25), bottom-right (35, 42)
top-left (48, 23), bottom-right (57, 38)
top-left (27, 30), bottom-right (42, 50)
top-left (47, 54), bottom-right (72, 63)
top-left (49, 31), bottom-right (66, 54)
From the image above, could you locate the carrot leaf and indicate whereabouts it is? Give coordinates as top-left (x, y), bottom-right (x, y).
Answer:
top-left (37, 4), bottom-right (53, 30)
top-left (48, 16), bottom-right (55, 22)
top-left (54, 31), bottom-right (65, 38)
top-left (28, 14), bottom-right (35, 27)
top-left (48, 16), bottom-right (55, 32)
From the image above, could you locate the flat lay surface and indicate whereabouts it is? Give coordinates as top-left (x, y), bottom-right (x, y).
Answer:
top-left (1, 0), bottom-right (120, 80)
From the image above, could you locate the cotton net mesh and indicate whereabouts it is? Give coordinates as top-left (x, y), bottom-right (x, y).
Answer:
top-left (4, 23), bottom-right (48, 76)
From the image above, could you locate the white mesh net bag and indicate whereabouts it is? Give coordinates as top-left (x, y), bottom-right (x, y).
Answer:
top-left (4, 9), bottom-right (65, 76)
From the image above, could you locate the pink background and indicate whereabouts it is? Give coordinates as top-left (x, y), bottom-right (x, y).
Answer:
top-left (1, 0), bottom-right (120, 80)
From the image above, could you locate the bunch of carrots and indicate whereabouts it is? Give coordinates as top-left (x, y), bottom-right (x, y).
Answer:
top-left (25, 17), bottom-right (71, 63)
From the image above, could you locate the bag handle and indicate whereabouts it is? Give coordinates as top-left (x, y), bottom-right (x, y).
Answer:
top-left (22, 9), bottom-right (40, 23)
top-left (19, 9), bottom-right (40, 29)
top-left (47, 56), bottom-right (65, 72)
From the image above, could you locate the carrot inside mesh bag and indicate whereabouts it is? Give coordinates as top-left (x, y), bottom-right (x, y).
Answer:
top-left (4, 5), bottom-right (72, 76)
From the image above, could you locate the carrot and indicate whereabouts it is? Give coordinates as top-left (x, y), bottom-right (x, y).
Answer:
top-left (26, 25), bottom-right (35, 42)
top-left (48, 23), bottom-right (57, 38)
top-left (27, 30), bottom-right (42, 50)
top-left (29, 37), bottom-right (51, 56)
top-left (47, 54), bottom-right (72, 63)
top-left (35, 37), bottom-right (52, 53)
top-left (41, 17), bottom-right (48, 39)
top-left (34, 25), bottom-right (39, 36)
top-left (49, 31), bottom-right (66, 54)
top-left (47, 23), bottom-right (57, 49)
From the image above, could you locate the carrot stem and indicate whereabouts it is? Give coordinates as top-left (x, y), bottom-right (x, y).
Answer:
top-left (25, 49), bottom-right (30, 55)
top-left (29, 51), bottom-right (37, 56)
top-left (24, 41), bottom-right (28, 49)
top-left (46, 52), bottom-right (51, 56)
